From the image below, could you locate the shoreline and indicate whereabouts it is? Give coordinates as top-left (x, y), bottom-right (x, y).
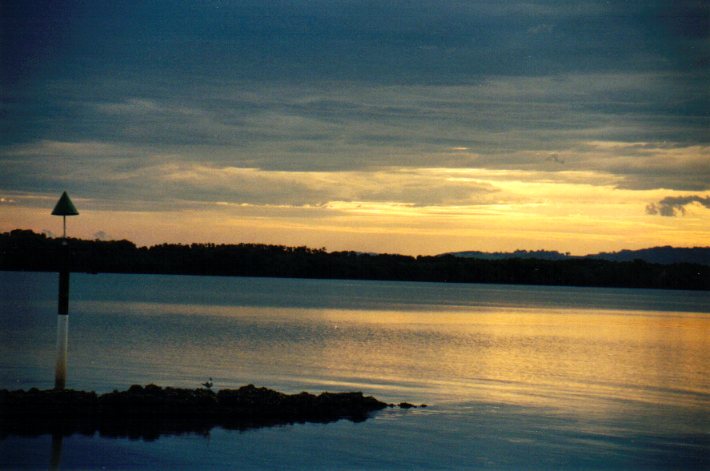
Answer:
top-left (2, 267), bottom-right (709, 292)
top-left (0, 384), bottom-right (422, 439)
top-left (2, 230), bottom-right (708, 291)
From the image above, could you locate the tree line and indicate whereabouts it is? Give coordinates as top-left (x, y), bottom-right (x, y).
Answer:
top-left (1, 229), bottom-right (708, 290)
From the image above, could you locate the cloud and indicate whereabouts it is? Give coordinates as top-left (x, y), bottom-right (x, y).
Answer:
top-left (545, 154), bottom-right (565, 164)
top-left (8, 69), bottom-right (704, 170)
top-left (3, 1), bottom-right (706, 101)
top-left (646, 195), bottom-right (710, 217)
top-left (580, 142), bottom-right (710, 191)
top-left (2, 0), bottom-right (708, 236)
top-left (154, 164), bottom-right (499, 208)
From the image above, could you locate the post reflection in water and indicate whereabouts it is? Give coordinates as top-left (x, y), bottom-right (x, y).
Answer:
top-left (50, 433), bottom-right (62, 471)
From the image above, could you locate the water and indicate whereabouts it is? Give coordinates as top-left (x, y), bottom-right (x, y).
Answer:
top-left (1, 272), bottom-right (708, 469)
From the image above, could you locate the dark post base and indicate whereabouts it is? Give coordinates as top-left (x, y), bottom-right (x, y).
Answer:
top-left (58, 271), bottom-right (69, 315)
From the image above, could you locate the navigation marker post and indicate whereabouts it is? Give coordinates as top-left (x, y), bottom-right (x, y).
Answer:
top-left (51, 191), bottom-right (79, 390)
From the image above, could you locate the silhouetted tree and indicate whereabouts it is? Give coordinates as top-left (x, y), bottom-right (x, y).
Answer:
top-left (1, 230), bottom-right (708, 290)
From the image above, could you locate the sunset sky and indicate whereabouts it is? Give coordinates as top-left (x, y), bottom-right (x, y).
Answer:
top-left (1, 1), bottom-right (708, 255)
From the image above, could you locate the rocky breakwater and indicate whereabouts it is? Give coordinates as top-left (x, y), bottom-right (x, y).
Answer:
top-left (0, 384), bottom-right (415, 439)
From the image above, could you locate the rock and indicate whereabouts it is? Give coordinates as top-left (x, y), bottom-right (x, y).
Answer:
top-left (0, 385), bottom-right (392, 438)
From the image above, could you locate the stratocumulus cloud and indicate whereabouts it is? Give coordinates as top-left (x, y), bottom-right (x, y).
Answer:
top-left (646, 196), bottom-right (710, 217)
top-left (1, 0), bottom-right (708, 253)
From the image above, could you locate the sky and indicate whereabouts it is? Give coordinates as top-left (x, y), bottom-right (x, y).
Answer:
top-left (1, 0), bottom-right (709, 255)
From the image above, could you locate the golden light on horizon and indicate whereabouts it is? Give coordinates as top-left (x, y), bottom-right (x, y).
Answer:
top-left (2, 163), bottom-right (709, 256)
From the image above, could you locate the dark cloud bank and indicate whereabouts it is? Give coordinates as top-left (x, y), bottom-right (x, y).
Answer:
top-left (1, 1), bottom-right (708, 210)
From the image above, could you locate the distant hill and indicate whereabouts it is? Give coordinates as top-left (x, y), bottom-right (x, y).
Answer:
top-left (589, 247), bottom-right (710, 266)
top-left (445, 247), bottom-right (710, 266)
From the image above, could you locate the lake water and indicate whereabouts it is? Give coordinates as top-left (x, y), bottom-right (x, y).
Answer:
top-left (1, 271), bottom-right (708, 469)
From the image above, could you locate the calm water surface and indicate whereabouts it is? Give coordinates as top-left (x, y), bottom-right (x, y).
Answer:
top-left (1, 272), bottom-right (708, 469)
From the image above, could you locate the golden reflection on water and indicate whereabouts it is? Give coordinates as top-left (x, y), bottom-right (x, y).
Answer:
top-left (306, 307), bottom-right (710, 410)
top-left (80, 301), bottom-right (709, 413)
